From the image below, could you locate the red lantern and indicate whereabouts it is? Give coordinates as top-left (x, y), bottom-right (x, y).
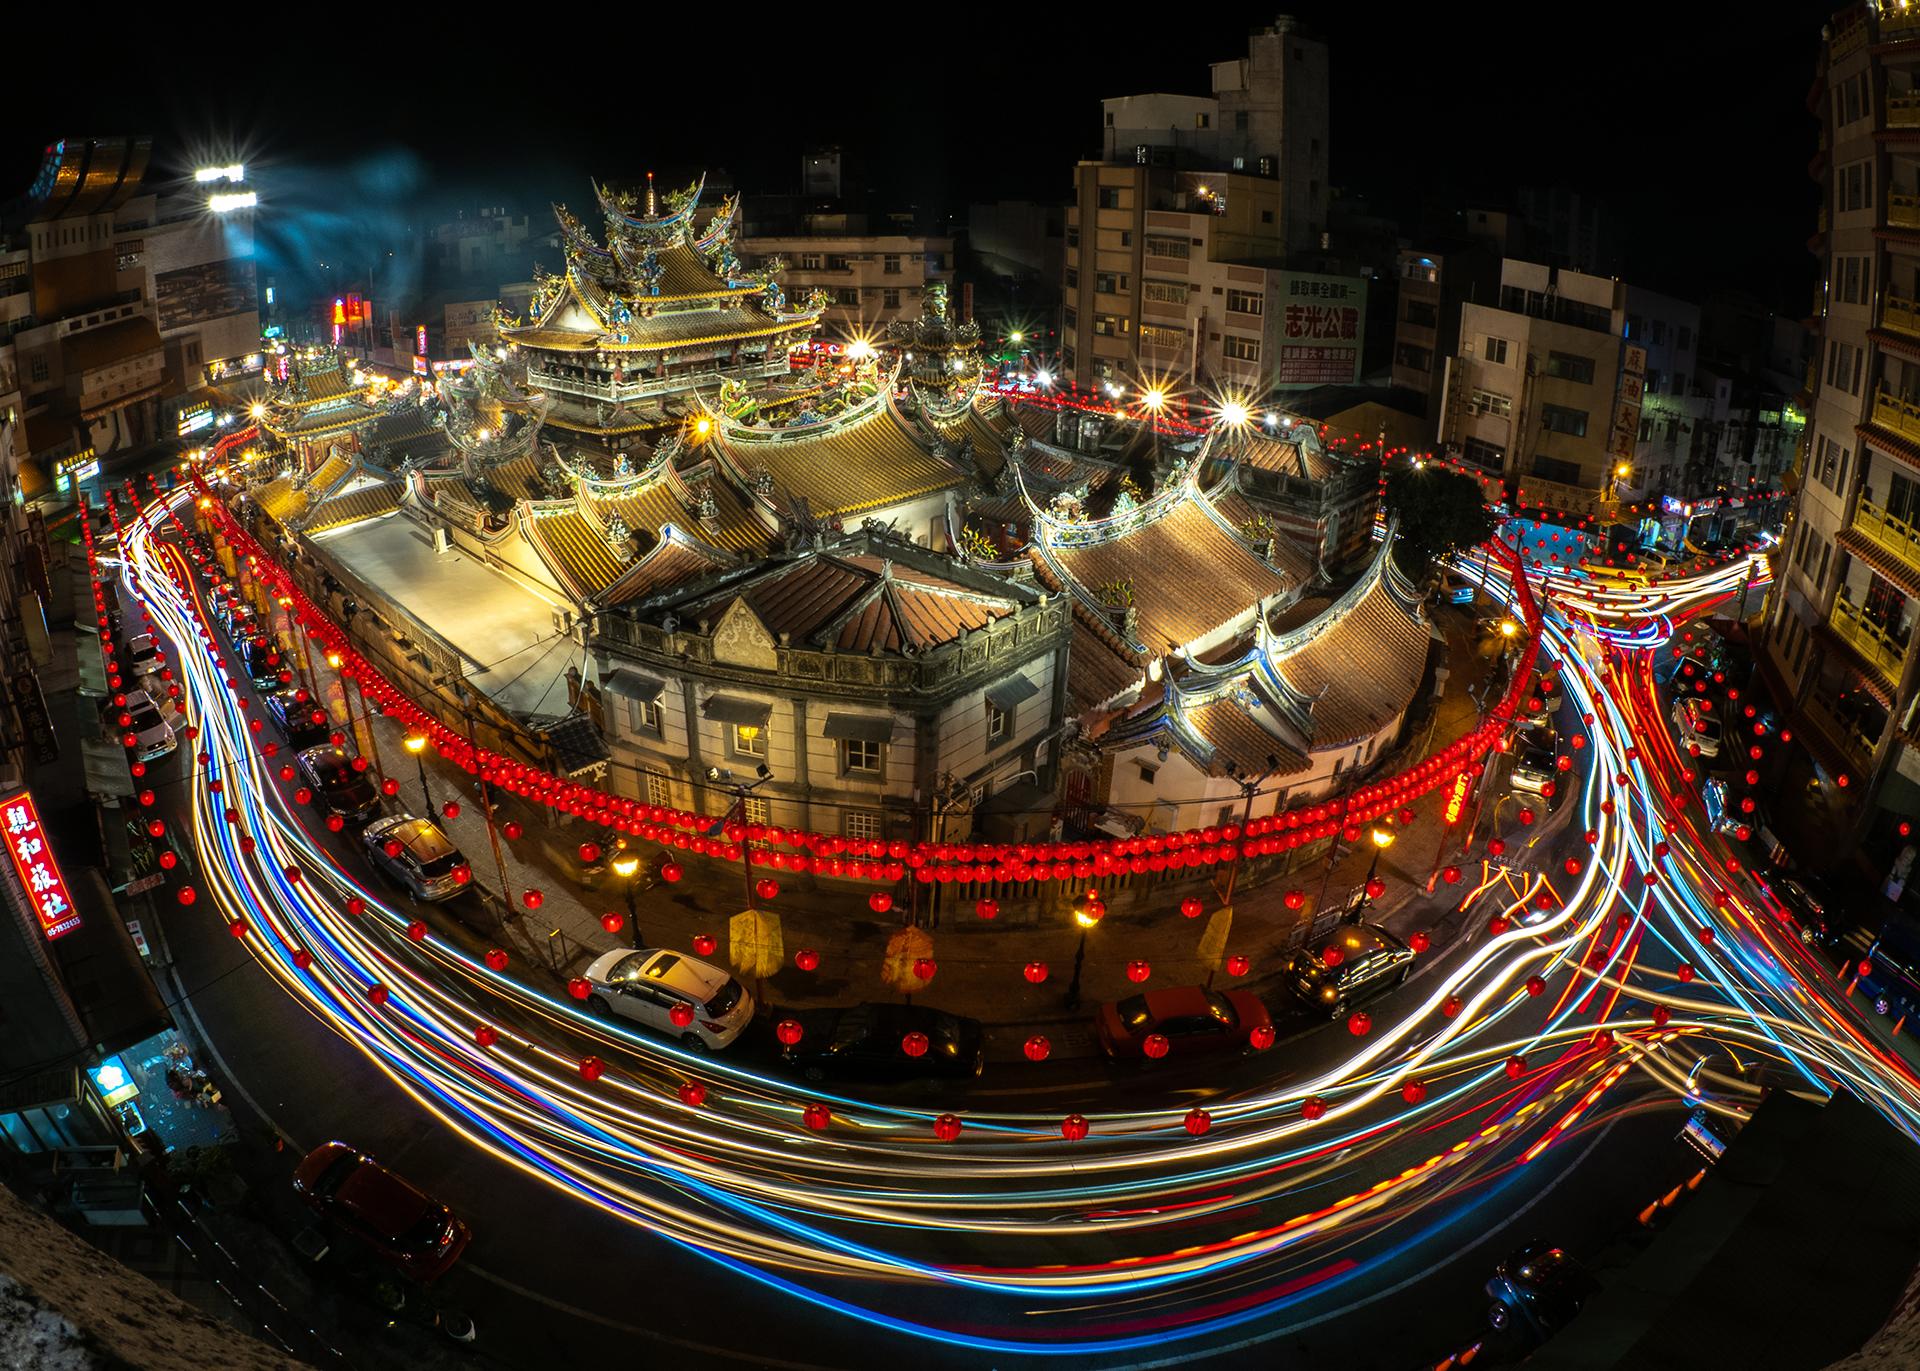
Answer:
top-left (1283, 889), bottom-right (1306, 910)
top-left (1488, 838), bottom-right (1506, 858)
top-left (567, 977), bottom-right (591, 1000)
top-left (678, 1081), bottom-right (707, 1108)
top-left (346, 896), bottom-right (366, 916)
top-left (976, 897), bottom-right (999, 920)
top-left (1409, 930), bottom-right (1431, 954)
top-left (1226, 953), bottom-right (1251, 977)
top-left (1364, 877), bottom-right (1386, 900)
top-left (1347, 1011), bottom-right (1371, 1035)
top-left (933, 1112), bottom-right (963, 1141)
top-left (1440, 865), bottom-right (1461, 885)
top-left (1184, 1107), bottom-right (1213, 1136)
top-left (522, 888), bottom-right (544, 911)
top-left (1651, 1004), bottom-right (1672, 1028)
top-left (901, 1031), bottom-right (930, 1058)
top-left (1441, 995), bottom-right (1463, 1018)
top-left (661, 861), bottom-right (684, 883)
top-left (669, 1002), bottom-right (696, 1028)
top-left (1142, 1033), bottom-right (1171, 1059)
top-left (406, 920), bottom-right (427, 942)
top-left (692, 933), bottom-right (717, 956)
top-left (503, 820), bottom-right (524, 841)
top-left (1402, 1078), bottom-right (1428, 1104)
top-left (228, 918), bottom-right (249, 939)
top-left (1023, 961), bottom-right (1049, 984)
top-left (1525, 975), bottom-right (1546, 996)
top-left (1060, 1114), bottom-right (1090, 1141)
top-left (1023, 1034), bottom-right (1052, 1062)
top-left (1248, 1023), bottom-right (1275, 1051)
top-left (1505, 1055), bottom-right (1527, 1079)
top-left (1179, 895), bottom-right (1204, 919)
top-left (484, 948), bottom-right (510, 972)
top-left (599, 911), bottom-right (625, 934)
top-left (579, 842), bottom-right (602, 864)
top-left (912, 957), bottom-right (937, 982)
top-left (868, 892), bottom-right (893, 915)
top-left (795, 948), bottom-right (820, 972)
top-left (1125, 960), bottom-right (1151, 983)
top-left (1676, 962), bottom-right (1695, 983)
top-left (366, 984), bottom-right (390, 1006)
top-left (1301, 1095), bottom-right (1328, 1120)
top-left (755, 877), bottom-right (780, 902)
top-left (442, 800), bottom-right (461, 819)
top-left (579, 1056), bottom-right (606, 1082)
top-left (776, 1018), bottom-right (804, 1046)
top-left (384, 838), bottom-right (404, 859)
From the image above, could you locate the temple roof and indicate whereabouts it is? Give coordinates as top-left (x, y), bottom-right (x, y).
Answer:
top-left (714, 393), bottom-right (969, 521)
top-left (306, 481), bottom-right (402, 533)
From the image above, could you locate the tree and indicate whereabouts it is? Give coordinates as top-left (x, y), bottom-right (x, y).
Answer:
top-left (1382, 465), bottom-right (1496, 583)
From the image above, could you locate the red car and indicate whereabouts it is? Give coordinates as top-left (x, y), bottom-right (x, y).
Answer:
top-left (292, 1142), bottom-right (470, 1282)
top-left (1095, 986), bottom-right (1272, 1060)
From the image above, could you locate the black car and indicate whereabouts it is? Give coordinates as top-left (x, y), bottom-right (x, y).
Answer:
top-left (780, 1003), bottom-right (985, 1082)
top-left (1758, 869), bottom-right (1841, 949)
top-left (238, 634), bottom-right (287, 693)
top-left (1284, 923), bottom-right (1415, 1019)
top-left (294, 744), bottom-right (381, 825)
top-left (263, 688), bottom-right (332, 752)
top-left (1485, 1243), bottom-right (1593, 1344)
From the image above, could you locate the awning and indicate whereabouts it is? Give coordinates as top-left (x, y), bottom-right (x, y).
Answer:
top-left (702, 695), bottom-right (772, 728)
top-left (81, 739), bottom-right (135, 798)
top-left (986, 674), bottom-right (1041, 711)
top-left (822, 713), bottom-right (894, 743)
top-left (602, 669), bottom-right (665, 703)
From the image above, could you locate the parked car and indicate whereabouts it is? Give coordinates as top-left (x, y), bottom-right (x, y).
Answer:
top-left (1859, 915), bottom-right (1920, 1018)
top-left (123, 633), bottom-right (162, 680)
top-left (1095, 985), bottom-right (1272, 1060)
top-left (1755, 868), bottom-right (1840, 949)
top-left (238, 633), bottom-right (286, 693)
top-left (1671, 697), bottom-right (1722, 758)
top-left (582, 948), bottom-right (755, 1050)
top-left (263, 687), bottom-right (332, 752)
top-left (119, 689), bottom-right (175, 763)
top-left (1485, 1243), bottom-right (1594, 1344)
top-left (780, 1003), bottom-right (985, 1081)
top-left (292, 1142), bottom-right (470, 1283)
top-left (294, 744), bottom-right (381, 825)
top-left (1700, 778), bottom-right (1767, 844)
top-left (362, 814), bottom-right (468, 902)
top-left (1285, 923), bottom-right (1416, 1019)
top-left (1509, 723), bottom-right (1558, 797)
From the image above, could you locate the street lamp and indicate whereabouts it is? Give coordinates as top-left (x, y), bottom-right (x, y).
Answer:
top-left (403, 731), bottom-right (431, 811)
top-left (1063, 899), bottom-right (1104, 1010)
top-left (611, 851), bottom-right (643, 947)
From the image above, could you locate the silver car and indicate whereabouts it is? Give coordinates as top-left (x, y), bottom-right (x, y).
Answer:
top-left (1671, 699), bottom-right (1722, 758)
top-left (583, 948), bottom-right (755, 1051)
top-left (361, 814), bottom-right (467, 901)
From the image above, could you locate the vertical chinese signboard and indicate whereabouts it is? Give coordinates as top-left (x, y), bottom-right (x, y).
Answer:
top-left (1610, 344), bottom-right (1647, 468)
top-left (1274, 271), bottom-right (1368, 388)
top-left (1, 790), bottom-right (79, 940)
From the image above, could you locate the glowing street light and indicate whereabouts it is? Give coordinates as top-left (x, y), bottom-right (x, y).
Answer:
top-left (403, 732), bottom-right (433, 809)
top-left (1219, 400), bottom-right (1251, 428)
top-left (209, 191), bottom-right (257, 214)
top-left (1035, 370), bottom-right (1053, 387)
top-left (1499, 619), bottom-right (1518, 638)
top-left (611, 851), bottom-right (643, 945)
top-left (195, 165), bottom-right (246, 184)
top-left (1141, 388), bottom-right (1166, 411)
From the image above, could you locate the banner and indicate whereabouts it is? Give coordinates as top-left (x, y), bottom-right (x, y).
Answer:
top-left (1274, 271), bottom-right (1367, 388)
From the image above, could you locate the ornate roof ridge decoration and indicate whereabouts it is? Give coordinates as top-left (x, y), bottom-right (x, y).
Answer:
top-left (713, 362), bottom-right (901, 447)
top-left (556, 434), bottom-right (681, 497)
top-left (694, 193), bottom-right (739, 253)
top-left (596, 173), bottom-right (705, 241)
top-left (1020, 437), bottom-right (1209, 551)
top-left (1194, 471), bottom-right (1292, 567)
top-left (1254, 518), bottom-right (1412, 665)
top-left (437, 343), bottom-right (549, 465)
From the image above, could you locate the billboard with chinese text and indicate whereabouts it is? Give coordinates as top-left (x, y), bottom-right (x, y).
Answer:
top-left (1, 790), bottom-right (79, 940)
top-left (1275, 271), bottom-right (1367, 389)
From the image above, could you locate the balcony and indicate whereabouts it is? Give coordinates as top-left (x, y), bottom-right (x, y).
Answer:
top-left (1872, 385), bottom-right (1920, 444)
top-left (1887, 291), bottom-right (1920, 339)
top-left (1855, 497), bottom-right (1920, 569)
top-left (1831, 593), bottom-right (1910, 683)
top-left (1894, 92), bottom-right (1920, 129)
top-left (1887, 6), bottom-right (1920, 40)
top-left (1805, 693), bottom-right (1878, 765)
top-left (1891, 192), bottom-right (1920, 230)
top-left (526, 355), bottom-right (788, 403)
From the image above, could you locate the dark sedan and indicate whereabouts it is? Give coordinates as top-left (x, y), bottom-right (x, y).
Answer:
top-left (294, 744), bottom-right (381, 825)
top-left (263, 688), bottom-right (332, 752)
top-left (1485, 1243), bottom-right (1594, 1345)
top-left (1757, 868), bottom-right (1842, 949)
top-left (781, 1003), bottom-right (985, 1081)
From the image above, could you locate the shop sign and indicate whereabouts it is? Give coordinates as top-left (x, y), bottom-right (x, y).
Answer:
top-left (1, 789), bottom-right (79, 939)
top-left (86, 1056), bottom-right (139, 1108)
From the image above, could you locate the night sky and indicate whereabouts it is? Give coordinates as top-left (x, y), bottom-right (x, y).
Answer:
top-left (6, 5), bottom-right (1822, 312)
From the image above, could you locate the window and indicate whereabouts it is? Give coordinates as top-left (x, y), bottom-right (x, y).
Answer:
top-left (844, 809), bottom-right (883, 842)
top-left (841, 738), bottom-right (883, 775)
top-left (1826, 340), bottom-right (1863, 395)
top-left (834, 287), bottom-right (859, 306)
top-left (1065, 268), bottom-right (1079, 289)
top-left (1839, 160), bottom-right (1874, 212)
top-left (732, 724), bottom-right (766, 758)
top-left (988, 704), bottom-right (1010, 741)
top-left (1226, 289), bottom-right (1263, 316)
top-left (1095, 272), bottom-right (1124, 294)
top-left (1531, 454), bottom-right (1584, 485)
top-left (1093, 314), bottom-right (1129, 336)
top-left (1462, 436), bottom-right (1505, 472)
top-left (1119, 231), bottom-right (1132, 247)
top-left (624, 697), bottom-right (661, 736)
top-left (1066, 227), bottom-right (1079, 248)
top-left (1403, 300), bottom-right (1437, 329)
top-left (883, 254), bottom-right (901, 275)
top-left (1260, 209), bottom-right (1274, 224)
top-left (798, 253), bottom-right (824, 270)
top-left (1097, 187), bottom-right (1122, 210)
top-left (1540, 404), bottom-right (1589, 438)
top-left (1145, 236), bottom-right (1190, 260)
top-left (883, 288), bottom-right (900, 310)
top-left (1838, 256), bottom-right (1868, 305)
top-left (1143, 279), bottom-right (1186, 305)
top-left (1221, 335), bottom-right (1260, 361)
top-left (29, 354), bottom-right (48, 383)
top-left (1644, 369), bottom-right (1664, 395)
top-left (742, 796), bottom-right (771, 826)
top-left (1139, 323), bottom-right (1186, 350)
top-left (1546, 351), bottom-right (1595, 384)
top-left (646, 773), bottom-right (673, 809)
top-left (1650, 320), bottom-right (1667, 346)
top-left (1671, 373), bottom-right (1687, 396)
top-left (1816, 540), bottom-right (1832, 590)
top-left (1471, 388), bottom-right (1512, 417)
top-left (1836, 71), bottom-right (1869, 126)
top-left (1394, 342), bottom-right (1433, 370)
top-left (1482, 336), bottom-right (1510, 365)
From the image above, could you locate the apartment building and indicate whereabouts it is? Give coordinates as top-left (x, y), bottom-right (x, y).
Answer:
top-left (1390, 244), bottom-right (1498, 434)
top-left (1757, 4), bottom-right (1920, 844)
top-left (1441, 259), bottom-right (1633, 514)
top-left (1624, 285), bottom-right (1707, 501)
top-left (738, 219), bottom-right (953, 335)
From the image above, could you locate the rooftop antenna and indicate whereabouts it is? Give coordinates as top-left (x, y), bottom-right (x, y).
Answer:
top-left (646, 171), bottom-right (657, 218)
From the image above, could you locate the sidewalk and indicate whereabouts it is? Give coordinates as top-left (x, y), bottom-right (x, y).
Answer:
top-left (267, 591), bottom-right (1529, 1060)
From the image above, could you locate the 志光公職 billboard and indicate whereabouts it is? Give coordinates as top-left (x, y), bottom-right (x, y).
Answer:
top-left (1274, 271), bottom-right (1367, 388)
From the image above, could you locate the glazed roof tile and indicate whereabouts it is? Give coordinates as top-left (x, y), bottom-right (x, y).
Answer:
top-left (721, 402), bottom-right (966, 519)
top-left (601, 536), bottom-right (732, 607)
top-left (1185, 698), bottom-right (1311, 778)
top-left (306, 483), bottom-right (402, 533)
top-left (528, 509), bottom-right (632, 600)
top-left (1273, 571), bottom-right (1428, 743)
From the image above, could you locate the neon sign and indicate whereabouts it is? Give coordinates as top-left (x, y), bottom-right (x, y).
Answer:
top-left (1, 790), bottom-right (80, 939)
top-left (1442, 771), bottom-right (1472, 825)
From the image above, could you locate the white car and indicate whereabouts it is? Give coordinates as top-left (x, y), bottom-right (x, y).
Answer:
top-left (582, 948), bottom-right (755, 1051)
top-left (121, 689), bottom-right (175, 762)
top-left (124, 634), bottom-right (162, 680)
top-left (1672, 698), bottom-right (1722, 758)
